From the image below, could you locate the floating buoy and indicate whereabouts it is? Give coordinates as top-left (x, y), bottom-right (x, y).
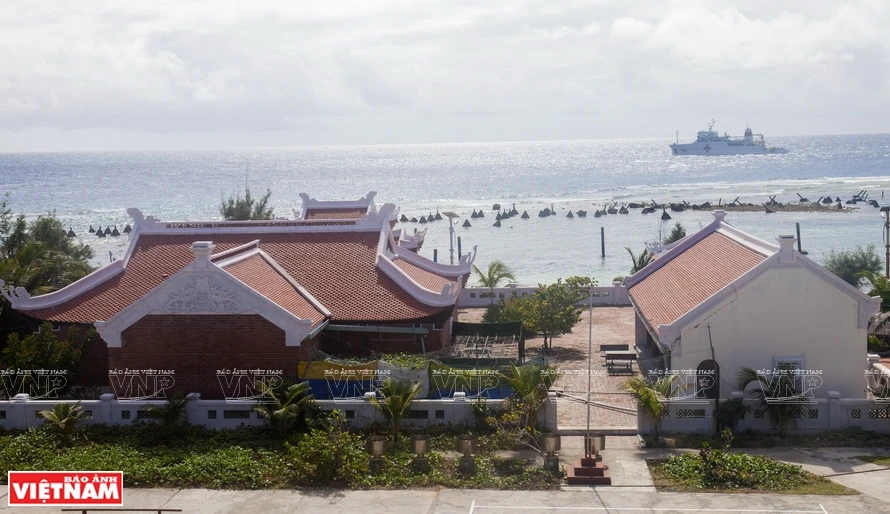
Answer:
top-left (538, 208), bottom-right (550, 217)
top-left (88, 225), bottom-right (96, 233)
top-left (495, 212), bottom-right (502, 221)
top-left (521, 210), bottom-right (529, 219)
top-left (835, 197), bottom-right (842, 203)
top-left (471, 209), bottom-right (478, 219)
top-left (400, 214), bottom-right (409, 222)
top-left (661, 210), bottom-right (671, 221)
top-left (593, 210), bottom-right (602, 218)
top-left (111, 226), bottom-right (120, 236)
top-left (477, 210), bottom-right (484, 218)
top-left (103, 226), bottom-right (112, 235)
top-left (97, 227), bottom-right (106, 238)
top-left (419, 216), bottom-right (427, 224)
top-left (607, 206), bottom-right (618, 215)
top-left (409, 217), bottom-right (418, 223)
top-left (566, 211), bottom-right (574, 219)
top-left (427, 212), bottom-right (435, 221)
top-left (576, 210), bottom-right (587, 218)
top-left (434, 211), bottom-right (443, 221)
top-left (462, 219), bottom-right (471, 228)
top-left (492, 203), bottom-right (501, 211)
top-left (822, 196), bottom-right (833, 204)
top-left (123, 224), bottom-right (132, 234)
top-left (493, 219), bottom-right (501, 227)
top-left (66, 227), bottom-right (76, 238)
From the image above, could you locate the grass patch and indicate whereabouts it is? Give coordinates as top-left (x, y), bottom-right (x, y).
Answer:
top-left (854, 455), bottom-right (890, 466)
top-left (647, 455), bottom-right (857, 495)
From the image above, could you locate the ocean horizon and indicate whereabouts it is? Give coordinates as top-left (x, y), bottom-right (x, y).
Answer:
top-left (3, 133), bottom-right (890, 286)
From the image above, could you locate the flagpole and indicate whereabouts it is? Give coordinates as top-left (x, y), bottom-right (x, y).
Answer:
top-left (586, 285), bottom-right (593, 454)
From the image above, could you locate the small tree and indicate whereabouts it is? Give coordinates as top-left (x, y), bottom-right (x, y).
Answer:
top-left (738, 366), bottom-right (808, 437)
top-left (624, 374), bottom-right (686, 442)
top-left (146, 392), bottom-right (191, 442)
top-left (1, 323), bottom-right (90, 398)
top-left (663, 222), bottom-right (686, 245)
top-left (38, 401), bottom-right (87, 441)
top-left (472, 260), bottom-right (516, 304)
top-left (500, 363), bottom-right (557, 430)
top-left (823, 244), bottom-right (881, 288)
top-left (252, 380), bottom-right (315, 437)
top-left (625, 247), bottom-right (653, 274)
top-left (220, 187), bottom-right (274, 220)
top-left (370, 378), bottom-right (424, 441)
top-left (531, 278), bottom-right (589, 349)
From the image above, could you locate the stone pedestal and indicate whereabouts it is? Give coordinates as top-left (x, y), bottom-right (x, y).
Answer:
top-left (459, 456), bottom-right (476, 475)
top-left (544, 455), bottom-right (560, 474)
top-left (412, 457), bottom-right (430, 473)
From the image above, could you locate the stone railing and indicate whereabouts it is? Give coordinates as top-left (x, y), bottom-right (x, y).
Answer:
top-left (458, 285), bottom-right (630, 308)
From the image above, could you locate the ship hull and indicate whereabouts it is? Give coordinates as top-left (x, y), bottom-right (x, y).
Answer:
top-left (670, 142), bottom-right (782, 155)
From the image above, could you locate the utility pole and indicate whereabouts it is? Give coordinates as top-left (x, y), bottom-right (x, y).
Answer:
top-left (882, 207), bottom-right (890, 276)
top-left (443, 212), bottom-right (459, 265)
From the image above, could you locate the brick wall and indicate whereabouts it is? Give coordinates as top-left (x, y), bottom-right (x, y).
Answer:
top-left (111, 315), bottom-right (316, 399)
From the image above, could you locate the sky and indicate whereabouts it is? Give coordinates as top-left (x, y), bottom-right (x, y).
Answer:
top-left (1, 0), bottom-right (888, 152)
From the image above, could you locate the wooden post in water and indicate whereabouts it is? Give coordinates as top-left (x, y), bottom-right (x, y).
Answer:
top-left (600, 227), bottom-right (605, 258)
top-left (795, 223), bottom-right (802, 252)
top-left (433, 249), bottom-right (438, 263)
top-left (457, 237), bottom-right (462, 259)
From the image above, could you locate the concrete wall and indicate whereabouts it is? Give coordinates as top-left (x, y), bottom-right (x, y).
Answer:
top-left (0, 393), bottom-right (559, 432)
top-left (638, 395), bottom-right (890, 435)
top-left (673, 267), bottom-right (869, 399)
top-left (458, 285), bottom-right (630, 308)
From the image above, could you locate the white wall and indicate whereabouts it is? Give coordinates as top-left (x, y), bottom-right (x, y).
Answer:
top-left (674, 267), bottom-right (869, 399)
top-left (0, 393), bottom-right (559, 432)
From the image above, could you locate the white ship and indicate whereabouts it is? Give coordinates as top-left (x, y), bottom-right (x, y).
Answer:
top-left (670, 120), bottom-right (787, 155)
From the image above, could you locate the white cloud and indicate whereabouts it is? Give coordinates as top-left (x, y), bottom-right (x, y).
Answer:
top-left (0, 0), bottom-right (887, 150)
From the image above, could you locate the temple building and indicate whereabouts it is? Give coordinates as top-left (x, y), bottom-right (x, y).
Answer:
top-left (1, 192), bottom-right (473, 398)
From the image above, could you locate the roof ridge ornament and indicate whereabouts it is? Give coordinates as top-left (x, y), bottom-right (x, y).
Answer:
top-left (0, 280), bottom-right (30, 307)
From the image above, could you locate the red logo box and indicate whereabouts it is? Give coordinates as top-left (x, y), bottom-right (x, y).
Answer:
top-left (8, 471), bottom-right (123, 507)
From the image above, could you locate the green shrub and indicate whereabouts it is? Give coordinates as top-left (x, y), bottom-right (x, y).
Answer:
top-left (868, 335), bottom-right (890, 353)
top-left (286, 415), bottom-right (368, 486)
top-left (658, 449), bottom-right (809, 490)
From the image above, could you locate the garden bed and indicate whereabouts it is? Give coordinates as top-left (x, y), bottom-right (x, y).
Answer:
top-left (0, 424), bottom-right (561, 490)
top-left (652, 427), bottom-right (890, 449)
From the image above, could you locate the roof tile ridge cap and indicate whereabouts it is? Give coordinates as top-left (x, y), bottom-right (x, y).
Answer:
top-left (391, 245), bottom-right (471, 277)
top-left (716, 223), bottom-right (778, 256)
top-left (377, 252), bottom-right (457, 301)
top-left (625, 217), bottom-right (721, 288)
top-left (256, 250), bottom-right (332, 318)
top-left (211, 240), bottom-right (262, 263)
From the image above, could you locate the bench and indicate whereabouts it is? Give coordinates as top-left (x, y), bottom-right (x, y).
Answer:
top-left (604, 351), bottom-right (637, 375)
top-left (599, 344), bottom-right (629, 352)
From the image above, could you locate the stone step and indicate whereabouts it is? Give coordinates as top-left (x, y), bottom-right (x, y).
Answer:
top-left (566, 466), bottom-right (612, 485)
top-left (571, 463), bottom-right (609, 477)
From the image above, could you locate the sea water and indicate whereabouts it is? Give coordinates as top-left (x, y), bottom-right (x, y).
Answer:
top-left (2, 134), bottom-right (889, 286)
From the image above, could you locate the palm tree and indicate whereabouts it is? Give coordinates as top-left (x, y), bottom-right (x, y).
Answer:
top-left (738, 366), bottom-right (808, 437)
top-left (500, 363), bottom-right (557, 430)
top-left (370, 378), bottom-right (424, 441)
top-left (146, 392), bottom-right (191, 442)
top-left (252, 380), bottom-right (315, 437)
top-left (625, 247), bottom-right (653, 274)
top-left (38, 401), bottom-right (87, 440)
top-left (859, 270), bottom-right (890, 331)
top-left (624, 374), bottom-right (686, 441)
top-left (472, 260), bottom-right (516, 304)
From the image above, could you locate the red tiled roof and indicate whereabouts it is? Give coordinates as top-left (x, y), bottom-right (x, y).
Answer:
top-left (394, 259), bottom-right (458, 292)
top-left (628, 232), bottom-right (768, 332)
top-left (23, 232), bottom-right (451, 324)
top-left (222, 253), bottom-right (327, 327)
top-left (304, 208), bottom-right (367, 220)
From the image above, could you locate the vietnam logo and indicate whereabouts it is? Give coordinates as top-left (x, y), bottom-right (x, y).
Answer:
top-left (8, 471), bottom-right (123, 507)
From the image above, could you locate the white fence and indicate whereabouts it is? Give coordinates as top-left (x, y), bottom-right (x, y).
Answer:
top-left (458, 285), bottom-right (630, 308)
top-left (0, 392), bottom-right (558, 432)
top-left (638, 392), bottom-right (890, 435)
